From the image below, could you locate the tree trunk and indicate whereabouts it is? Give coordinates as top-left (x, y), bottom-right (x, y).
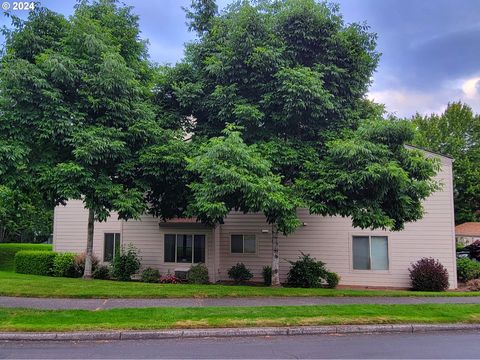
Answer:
top-left (83, 208), bottom-right (95, 279)
top-left (271, 224), bottom-right (280, 287)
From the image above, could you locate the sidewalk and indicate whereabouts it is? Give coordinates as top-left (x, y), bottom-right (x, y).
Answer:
top-left (2, 295), bottom-right (480, 310)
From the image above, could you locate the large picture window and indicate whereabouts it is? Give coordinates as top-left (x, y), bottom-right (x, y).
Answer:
top-left (104, 233), bottom-right (120, 262)
top-left (352, 235), bottom-right (389, 270)
top-left (164, 234), bottom-right (205, 263)
top-left (231, 234), bottom-right (256, 254)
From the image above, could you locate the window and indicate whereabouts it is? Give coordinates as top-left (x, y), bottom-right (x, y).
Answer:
top-left (352, 235), bottom-right (389, 270)
top-left (164, 234), bottom-right (206, 263)
top-left (104, 233), bottom-right (120, 262)
top-left (231, 234), bottom-right (256, 254)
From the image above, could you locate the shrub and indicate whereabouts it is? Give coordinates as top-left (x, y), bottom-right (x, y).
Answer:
top-left (111, 245), bottom-right (141, 281)
top-left (228, 263), bottom-right (253, 283)
top-left (160, 273), bottom-right (181, 284)
top-left (467, 279), bottom-right (480, 291)
top-left (14, 250), bottom-right (56, 276)
top-left (287, 253), bottom-right (328, 288)
top-left (92, 265), bottom-right (111, 280)
top-left (141, 267), bottom-right (160, 283)
top-left (457, 258), bottom-right (480, 282)
top-left (262, 265), bottom-right (272, 286)
top-left (186, 263), bottom-right (209, 284)
top-left (73, 252), bottom-right (100, 277)
top-left (0, 243), bottom-right (52, 272)
top-left (325, 271), bottom-right (340, 289)
top-left (52, 253), bottom-right (76, 277)
top-left (409, 257), bottom-right (449, 291)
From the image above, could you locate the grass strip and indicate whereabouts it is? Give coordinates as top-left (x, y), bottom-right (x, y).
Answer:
top-left (0, 304), bottom-right (479, 332)
top-left (0, 271), bottom-right (477, 298)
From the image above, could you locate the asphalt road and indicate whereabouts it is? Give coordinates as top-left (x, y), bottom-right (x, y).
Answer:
top-left (1, 331), bottom-right (480, 359)
top-left (2, 296), bottom-right (480, 310)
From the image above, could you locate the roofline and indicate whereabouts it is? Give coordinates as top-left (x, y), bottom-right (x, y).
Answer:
top-left (404, 144), bottom-right (454, 160)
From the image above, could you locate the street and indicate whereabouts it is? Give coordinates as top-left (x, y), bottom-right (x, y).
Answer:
top-left (1, 331), bottom-right (480, 359)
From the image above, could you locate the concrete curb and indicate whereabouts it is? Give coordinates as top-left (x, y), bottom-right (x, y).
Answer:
top-left (1, 324), bottom-right (480, 341)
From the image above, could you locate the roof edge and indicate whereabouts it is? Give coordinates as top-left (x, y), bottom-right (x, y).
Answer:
top-left (404, 144), bottom-right (454, 160)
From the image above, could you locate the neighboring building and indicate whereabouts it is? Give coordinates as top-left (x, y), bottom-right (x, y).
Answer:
top-left (455, 222), bottom-right (480, 246)
top-left (53, 150), bottom-right (457, 289)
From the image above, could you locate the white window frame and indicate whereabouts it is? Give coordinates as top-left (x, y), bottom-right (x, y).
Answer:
top-left (351, 234), bottom-right (390, 272)
top-left (230, 234), bottom-right (257, 254)
top-left (164, 234), bottom-right (206, 264)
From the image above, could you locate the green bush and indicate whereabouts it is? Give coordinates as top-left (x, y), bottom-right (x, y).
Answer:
top-left (227, 263), bottom-right (253, 283)
top-left (457, 258), bottom-right (480, 282)
top-left (92, 265), bottom-right (111, 280)
top-left (14, 250), bottom-right (56, 276)
top-left (186, 263), bottom-right (209, 284)
top-left (73, 252), bottom-right (100, 277)
top-left (0, 243), bottom-right (52, 271)
top-left (141, 267), bottom-right (160, 283)
top-left (52, 253), bottom-right (76, 277)
top-left (325, 271), bottom-right (340, 289)
top-left (409, 257), bottom-right (449, 291)
top-left (262, 265), bottom-right (272, 286)
top-left (111, 245), bottom-right (141, 281)
top-left (287, 253), bottom-right (328, 288)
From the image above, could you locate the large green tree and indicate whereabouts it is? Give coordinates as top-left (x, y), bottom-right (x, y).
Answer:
top-left (188, 126), bottom-right (301, 285)
top-left (412, 102), bottom-right (480, 223)
top-left (158, 0), bottom-right (439, 286)
top-left (0, 1), bottom-right (169, 277)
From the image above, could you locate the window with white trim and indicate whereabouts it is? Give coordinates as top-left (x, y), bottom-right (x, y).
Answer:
top-left (164, 234), bottom-right (206, 263)
top-left (104, 233), bottom-right (120, 262)
top-left (231, 234), bottom-right (256, 254)
top-left (352, 235), bottom-right (389, 270)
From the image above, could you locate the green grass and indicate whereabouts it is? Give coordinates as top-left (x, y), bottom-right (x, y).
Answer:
top-left (0, 304), bottom-right (479, 332)
top-left (0, 244), bottom-right (52, 271)
top-left (0, 270), bottom-right (477, 298)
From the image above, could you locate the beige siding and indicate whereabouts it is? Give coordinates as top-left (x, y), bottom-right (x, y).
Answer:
top-left (122, 215), bottom-right (214, 276)
top-left (53, 201), bottom-right (122, 261)
top-left (217, 156), bottom-right (457, 289)
top-left (53, 155), bottom-right (456, 288)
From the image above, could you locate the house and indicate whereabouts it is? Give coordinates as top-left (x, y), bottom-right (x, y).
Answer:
top-left (455, 223), bottom-right (480, 246)
top-left (53, 149), bottom-right (457, 289)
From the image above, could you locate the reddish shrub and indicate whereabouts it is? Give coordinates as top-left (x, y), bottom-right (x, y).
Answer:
top-left (159, 273), bottom-right (182, 284)
top-left (73, 252), bottom-right (100, 277)
top-left (409, 257), bottom-right (449, 291)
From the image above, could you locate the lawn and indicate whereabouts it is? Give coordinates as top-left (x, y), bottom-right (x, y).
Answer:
top-left (0, 271), bottom-right (478, 298)
top-left (0, 304), bottom-right (479, 331)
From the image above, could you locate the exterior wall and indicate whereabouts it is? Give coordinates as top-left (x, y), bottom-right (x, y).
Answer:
top-left (121, 215), bottom-right (215, 276)
top-left (216, 156), bottom-right (457, 289)
top-left (456, 235), bottom-right (480, 246)
top-left (53, 200), bottom-right (122, 261)
top-left (53, 155), bottom-right (456, 288)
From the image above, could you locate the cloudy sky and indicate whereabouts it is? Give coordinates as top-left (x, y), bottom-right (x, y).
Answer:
top-left (1, 0), bottom-right (479, 117)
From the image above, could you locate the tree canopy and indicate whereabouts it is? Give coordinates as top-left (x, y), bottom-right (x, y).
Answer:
top-left (0, 0), bottom-right (177, 275)
top-left (412, 102), bottom-right (480, 223)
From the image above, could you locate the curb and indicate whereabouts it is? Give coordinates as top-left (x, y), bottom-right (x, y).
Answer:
top-left (1, 324), bottom-right (480, 341)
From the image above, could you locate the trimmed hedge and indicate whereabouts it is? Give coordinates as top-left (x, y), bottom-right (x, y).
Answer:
top-left (0, 243), bottom-right (52, 271)
top-left (14, 250), bottom-right (57, 276)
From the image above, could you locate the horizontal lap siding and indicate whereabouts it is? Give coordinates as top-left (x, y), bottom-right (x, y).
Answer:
top-left (218, 158), bottom-right (457, 288)
top-left (53, 201), bottom-right (122, 261)
top-left (122, 215), bottom-right (214, 275)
